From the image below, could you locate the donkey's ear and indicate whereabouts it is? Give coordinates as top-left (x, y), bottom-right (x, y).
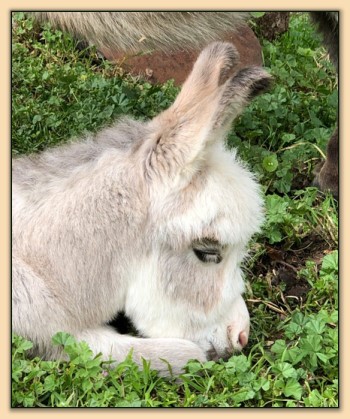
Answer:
top-left (212, 66), bottom-right (273, 130)
top-left (143, 42), bottom-right (272, 181)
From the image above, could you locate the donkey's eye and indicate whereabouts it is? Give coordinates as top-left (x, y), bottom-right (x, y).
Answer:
top-left (192, 238), bottom-right (223, 264)
top-left (193, 248), bottom-right (223, 264)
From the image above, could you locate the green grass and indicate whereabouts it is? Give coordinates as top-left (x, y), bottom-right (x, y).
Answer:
top-left (11, 12), bottom-right (338, 407)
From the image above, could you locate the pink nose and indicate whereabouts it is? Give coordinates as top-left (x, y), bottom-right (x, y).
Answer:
top-left (239, 331), bottom-right (248, 348)
top-left (227, 325), bottom-right (249, 350)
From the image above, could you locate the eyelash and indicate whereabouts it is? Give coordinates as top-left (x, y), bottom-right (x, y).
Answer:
top-left (193, 248), bottom-right (223, 264)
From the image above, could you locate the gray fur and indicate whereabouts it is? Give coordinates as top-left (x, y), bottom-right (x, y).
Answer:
top-left (12, 42), bottom-right (271, 375)
top-left (31, 12), bottom-right (249, 53)
top-left (30, 11), bottom-right (339, 197)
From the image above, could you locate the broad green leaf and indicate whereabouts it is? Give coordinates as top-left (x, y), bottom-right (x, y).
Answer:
top-left (283, 378), bottom-right (303, 399)
top-left (321, 251), bottom-right (338, 274)
top-left (271, 339), bottom-right (286, 354)
top-left (52, 332), bottom-right (76, 347)
top-left (272, 362), bottom-right (297, 379)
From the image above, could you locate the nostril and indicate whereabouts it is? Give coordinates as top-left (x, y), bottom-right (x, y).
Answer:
top-left (238, 331), bottom-right (248, 348)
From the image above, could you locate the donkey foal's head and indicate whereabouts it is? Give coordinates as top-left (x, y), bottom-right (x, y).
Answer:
top-left (123, 42), bottom-right (272, 359)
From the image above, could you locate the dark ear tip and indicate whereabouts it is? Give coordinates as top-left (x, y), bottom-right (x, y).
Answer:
top-left (248, 76), bottom-right (273, 99)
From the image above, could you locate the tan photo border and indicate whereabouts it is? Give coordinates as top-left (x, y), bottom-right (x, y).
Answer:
top-left (1, 0), bottom-right (348, 417)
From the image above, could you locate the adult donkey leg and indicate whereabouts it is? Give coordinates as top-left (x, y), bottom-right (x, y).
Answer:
top-left (313, 126), bottom-right (339, 199)
top-left (309, 12), bottom-right (339, 198)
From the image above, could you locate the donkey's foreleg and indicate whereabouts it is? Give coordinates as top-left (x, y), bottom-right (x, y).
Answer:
top-left (74, 327), bottom-right (207, 376)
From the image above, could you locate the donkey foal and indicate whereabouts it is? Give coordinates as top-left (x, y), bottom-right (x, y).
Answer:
top-left (12, 42), bottom-right (271, 376)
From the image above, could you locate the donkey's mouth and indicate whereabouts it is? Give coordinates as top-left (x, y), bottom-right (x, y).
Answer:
top-left (206, 344), bottom-right (232, 362)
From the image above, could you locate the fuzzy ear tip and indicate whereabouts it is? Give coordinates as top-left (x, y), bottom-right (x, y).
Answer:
top-left (248, 74), bottom-right (274, 99)
top-left (201, 41), bottom-right (240, 66)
